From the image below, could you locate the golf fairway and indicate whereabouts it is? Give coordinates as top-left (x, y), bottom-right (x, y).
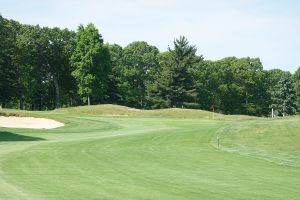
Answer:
top-left (0, 105), bottom-right (299, 199)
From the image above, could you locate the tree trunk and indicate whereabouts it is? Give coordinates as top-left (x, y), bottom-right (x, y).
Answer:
top-left (53, 75), bottom-right (60, 109)
top-left (140, 99), bottom-right (143, 108)
top-left (88, 95), bottom-right (91, 106)
top-left (19, 93), bottom-right (23, 110)
top-left (40, 94), bottom-right (43, 110)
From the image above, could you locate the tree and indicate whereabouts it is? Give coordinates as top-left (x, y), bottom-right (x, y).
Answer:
top-left (264, 69), bottom-right (291, 115)
top-left (17, 25), bottom-right (53, 110)
top-left (271, 76), bottom-right (297, 116)
top-left (146, 51), bottom-right (174, 108)
top-left (70, 24), bottom-right (111, 105)
top-left (0, 14), bottom-right (298, 116)
top-left (169, 36), bottom-right (202, 108)
top-left (106, 44), bottom-right (123, 103)
top-left (43, 27), bottom-right (76, 108)
top-left (0, 16), bottom-right (21, 108)
top-left (293, 67), bottom-right (300, 112)
top-left (0, 15), bottom-right (12, 107)
top-left (147, 36), bottom-right (202, 108)
top-left (13, 25), bottom-right (76, 110)
top-left (231, 57), bottom-right (265, 115)
top-left (119, 41), bottom-right (159, 107)
top-left (189, 60), bottom-right (221, 111)
top-left (208, 57), bottom-right (266, 115)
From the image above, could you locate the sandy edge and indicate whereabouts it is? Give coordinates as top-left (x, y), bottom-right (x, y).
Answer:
top-left (0, 116), bottom-right (64, 129)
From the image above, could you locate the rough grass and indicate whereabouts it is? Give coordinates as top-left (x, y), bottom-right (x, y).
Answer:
top-left (58, 104), bottom-right (258, 120)
top-left (0, 105), bottom-right (299, 199)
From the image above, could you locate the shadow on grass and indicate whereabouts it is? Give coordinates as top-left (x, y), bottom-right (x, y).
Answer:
top-left (0, 131), bottom-right (45, 142)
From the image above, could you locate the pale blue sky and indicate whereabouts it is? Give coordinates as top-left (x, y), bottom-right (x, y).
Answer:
top-left (1, 0), bottom-right (300, 72)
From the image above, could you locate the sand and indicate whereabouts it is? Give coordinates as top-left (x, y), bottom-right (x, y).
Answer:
top-left (0, 116), bottom-right (64, 129)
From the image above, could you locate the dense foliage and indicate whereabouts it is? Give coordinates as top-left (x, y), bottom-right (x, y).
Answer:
top-left (0, 15), bottom-right (299, 116)
top-left (70, 24), bottom-right (110, 105)
top-left (271, 76), bottom-right (297, 116)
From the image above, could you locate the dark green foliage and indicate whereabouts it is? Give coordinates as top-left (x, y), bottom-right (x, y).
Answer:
top-left (70, 24), bottom-right (111, 105)
top-left (15, 25), bottom-right (75, 110)
top-left (0, 15), bottom-right (298, 116)
top-left (119, 41), bottom-right (159, 107)
top-left (0, 16), bottom-right (19, 108)
top-left (293, 67), bottom-right (300, 112)
top-left (147, 36), bottom-right (203, 108)
top-left (106, 44), bottom-right (123, 103)
top-left (271, 76), bottom-right (297, 116)
top-left (214, 57), bottom-right (266, 115)
top-left (146, 52), bottom-right (173, 108)
top-left (189, 60), bottom-right (221, 111)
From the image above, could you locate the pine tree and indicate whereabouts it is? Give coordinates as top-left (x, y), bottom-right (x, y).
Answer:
top-left (147, 36), bottom-right (203, 108)
top-left (271, 76), bottom-right (297, 116)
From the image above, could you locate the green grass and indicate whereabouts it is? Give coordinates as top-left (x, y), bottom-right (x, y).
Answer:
top-left (0, 105), bottom-right (299, 199)
top-left (58, 104), bottom-right (258, 120)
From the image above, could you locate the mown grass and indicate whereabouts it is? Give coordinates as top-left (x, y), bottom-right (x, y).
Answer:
top-left (0, 105), bottom-right (299, 199)
top-left (59, 104), bottom-right (258, 120)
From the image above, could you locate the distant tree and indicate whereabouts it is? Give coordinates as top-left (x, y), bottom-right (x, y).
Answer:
top-left (119, 41), bottom-right (159, 107)
top-left (189, 60), bottom-right (221, 110)
top-left (147, 36), bottom-right (202, 108)
top-left (11, 22), bottom-right (32, 110)
top-left (169, 36), bottom-right (202, 108)
top-left (0, 16), bottom-right (11, 107)
top-left (293, 67), bottom-right (300, 112)
top-left (231, 57), bottom-right (266, 115)
top-left (45, 27), bottom-right (76, 108)
top-left (28, 27), bottom-right (76, 108)
top-left (13, 25), bottom-right (76, 110)
top-left (264, 69), bottom-right (291, 115)
top-left (17, 25), bottom-right (53, 110)
top-left (106, 44), bottom-right (123, 103)
top-left (146, 51), bottom-right (174, 108)
top-left (271, 76), bottom-right (297, 116)
top-left (1, 14), bottom-right (299, 116)
top-left (210, 57), bottom-right (266, 115)
top-left (265, 69), bottom-right (291, 95)
top-left (0, 16), bottom-right (21, 108)
top-left (71, 24), bottom-right (111, 105)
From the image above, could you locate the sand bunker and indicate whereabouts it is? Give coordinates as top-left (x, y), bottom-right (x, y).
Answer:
top-left (0, 116), bottom-right (64, 129)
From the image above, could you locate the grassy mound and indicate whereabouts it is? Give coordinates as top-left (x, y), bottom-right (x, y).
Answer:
top-left (0, 111), bottom-right (21, 117)
top-left (59, 104), bottom-right (257, 120)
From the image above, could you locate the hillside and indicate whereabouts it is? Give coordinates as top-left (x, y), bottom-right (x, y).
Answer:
top-left (57, 104), bottom-right (258, 120)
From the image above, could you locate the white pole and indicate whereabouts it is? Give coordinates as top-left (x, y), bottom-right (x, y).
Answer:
top-left (272, 108), bottom-right (274, 118)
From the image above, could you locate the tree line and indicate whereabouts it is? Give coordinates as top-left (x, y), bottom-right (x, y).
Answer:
top-left (1, 15), bottom-right (299, 116)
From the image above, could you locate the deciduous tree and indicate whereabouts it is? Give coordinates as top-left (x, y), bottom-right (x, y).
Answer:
top-left (71, 24), bottom-right (110, 105)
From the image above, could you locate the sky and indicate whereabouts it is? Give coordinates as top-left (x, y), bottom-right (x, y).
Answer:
top-left (1, 0), bottom-right (300, 72)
